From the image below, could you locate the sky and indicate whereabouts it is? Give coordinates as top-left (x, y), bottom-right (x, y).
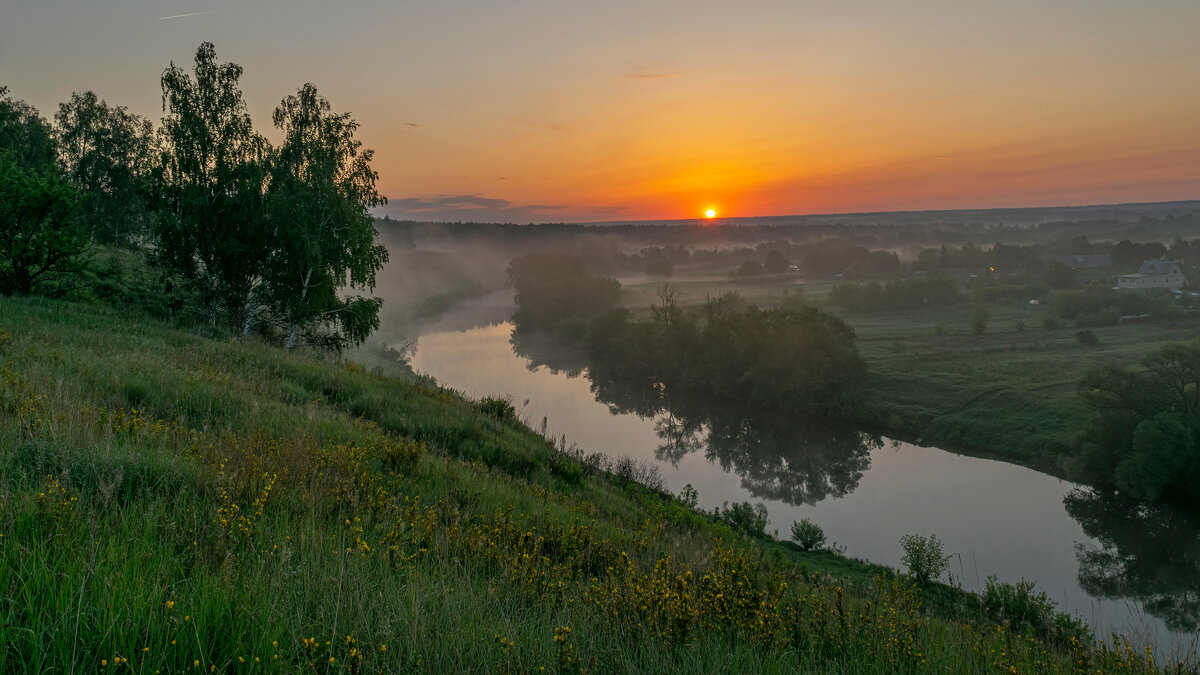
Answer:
top-left (2, 1), bottom-right (1199, 222)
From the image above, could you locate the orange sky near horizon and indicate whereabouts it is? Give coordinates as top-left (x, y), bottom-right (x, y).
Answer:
top-left (3, 1), bottom-right (1199, 222)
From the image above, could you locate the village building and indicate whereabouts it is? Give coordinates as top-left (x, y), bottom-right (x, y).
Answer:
top-left (1117, 260), bottom-right (1186, 291)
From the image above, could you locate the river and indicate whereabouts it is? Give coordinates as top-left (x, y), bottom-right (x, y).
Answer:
top-left (404, 290), bottom-right (1199, 663)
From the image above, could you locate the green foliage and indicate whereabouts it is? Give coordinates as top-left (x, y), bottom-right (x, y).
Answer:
top-left (827, 276), bottom-right (963, 312)
top-left (155, 42), bottom-right (272, 327)
top-left (0, 153), bottom-right (86, 296)
top-left (969, 304), bottom-right (989, 335)
top-left (477, 395), bottom-right (519, 425)
top-left (763, 249), bottom-right (788, 274)
top-left (507, 252), bottom-right (621, 334)
top-left (790, 518), bottom-right (826, 551)
top-left (585, 292), bottom-right (866, 418)
top-left (261, 83), bottom-right (387, 351)
top-left (0, 86), bottom-right (58, 172)
top-left (54, 91), bottom-right (155, 246)
top-left (678, 484), bottom-right (699, 510)
top-left (899, 533), bottom-right (951, 584)
top-left (0, 297), bottom-right (1169, 674)
top-left (1071, 339), bottom-right (1200, 504)
top-left (981, 576), bottom-right (1089, 647)
top-left (714, 501), bottom-right (768, 537)
top-left (734, 260), bottom-right (765, 277)
top-left (1041, 261), bottom-right (1077, 289)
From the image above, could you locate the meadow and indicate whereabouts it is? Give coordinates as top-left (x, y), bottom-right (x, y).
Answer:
top-left (0, 295), bottom-right (1181, 672)
top-left (618, 270), bottom-right (1200, 475)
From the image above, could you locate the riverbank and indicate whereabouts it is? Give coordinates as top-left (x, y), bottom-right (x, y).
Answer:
top-left (0, 296), bottom-right (1175, 672)
top-left (617, 272), bottom-right (1200, 478)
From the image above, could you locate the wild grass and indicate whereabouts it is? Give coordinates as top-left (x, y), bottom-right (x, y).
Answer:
top-left (0, 296), bottom-right (1184, 672)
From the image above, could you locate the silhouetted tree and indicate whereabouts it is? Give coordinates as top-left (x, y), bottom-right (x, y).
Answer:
top-left (0, 89), bottom-right (86, 296)
top-left (154, 42), bottom-right (272, 328)
top-left (54, 91), bottom-right (156, 246)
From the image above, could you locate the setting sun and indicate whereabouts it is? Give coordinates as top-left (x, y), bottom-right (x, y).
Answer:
top-left (705, 209), bottom-right (716, 218)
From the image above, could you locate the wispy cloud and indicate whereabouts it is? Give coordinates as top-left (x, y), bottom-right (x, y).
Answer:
top-left (624, 73), bottom-right (678, 80)
top-left (158, 11), bottom-right (212, 20)
top-left (382, 194), bottom-right (623, 223)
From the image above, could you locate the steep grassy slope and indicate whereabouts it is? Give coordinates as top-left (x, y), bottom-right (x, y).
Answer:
top-left (0, 297), bottom-right (1170, 673)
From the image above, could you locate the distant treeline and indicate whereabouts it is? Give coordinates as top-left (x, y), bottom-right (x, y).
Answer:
top-left (507, 252), bottom-right (866, 419)
top-left (827, 277), bottom-right (964, 312)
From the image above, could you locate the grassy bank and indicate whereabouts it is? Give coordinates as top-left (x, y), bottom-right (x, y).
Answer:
top-left (0, 297), bottom-right (1177, 672)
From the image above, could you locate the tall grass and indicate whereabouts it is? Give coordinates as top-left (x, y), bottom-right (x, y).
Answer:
top-left (0, 297), bottom-right (1181, 672)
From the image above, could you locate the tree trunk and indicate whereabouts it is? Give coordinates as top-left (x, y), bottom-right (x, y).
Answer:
top-left (284, 266), bottom-right (313, 350)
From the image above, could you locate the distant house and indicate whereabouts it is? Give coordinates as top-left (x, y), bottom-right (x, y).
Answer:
top-left (1052, 254), bottom-right (1112, 269)
top-left (1117, 260), bottom-right (1186, 291)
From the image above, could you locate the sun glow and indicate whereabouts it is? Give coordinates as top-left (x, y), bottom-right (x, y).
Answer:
top-left (705, 209), bottom-right (716, 218)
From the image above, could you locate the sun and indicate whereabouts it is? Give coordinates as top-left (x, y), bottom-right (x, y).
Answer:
top-left (705, 209), bottom-right (716, 218)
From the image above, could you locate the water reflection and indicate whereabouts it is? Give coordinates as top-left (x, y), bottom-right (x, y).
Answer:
top-left (512, 327), bottom-right (881, 505)
top-left (1065, 489), bottom-right (1200, 635)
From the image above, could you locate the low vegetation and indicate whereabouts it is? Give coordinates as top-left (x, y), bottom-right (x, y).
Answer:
top-left (0, 297), bottom-right (1179, 672)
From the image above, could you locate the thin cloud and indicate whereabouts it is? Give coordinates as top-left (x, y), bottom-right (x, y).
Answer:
top-left (624, 73), bottom-right (678, 80)
top-left (383, 194), bottom-right (622, 223)
top-left (158, 11), bottom-right (212, 20)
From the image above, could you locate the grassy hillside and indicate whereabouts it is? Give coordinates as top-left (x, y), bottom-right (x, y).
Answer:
top-left (0, 297), bottom-right (1172, 673)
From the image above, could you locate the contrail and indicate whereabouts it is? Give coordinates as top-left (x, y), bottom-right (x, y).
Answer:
top-left (158, 11), bottom-right (212, 20)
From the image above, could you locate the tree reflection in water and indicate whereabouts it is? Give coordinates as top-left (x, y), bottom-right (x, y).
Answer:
top-left (1064, 489), bottom-right (1200, 634)
top-left (512, 327), bottom-right (880, 506)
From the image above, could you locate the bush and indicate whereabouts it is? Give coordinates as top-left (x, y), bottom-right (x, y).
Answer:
top-left (477, 395), bottom-right (518, 425)
top-left (716, 501), bottom-right (768, 537)
top-left (678, 484), bottom-right (699, 510)
top-left (982, 576), bottom-right (1089, 647)
top-left (1075, 329), bottom-right (1099, 347)
top-left (790, 518), bottom-right (826, 551)
top-left (970, 305), bottom-right (989, 335)
top-left (899, 533), bottom-right (951, 584)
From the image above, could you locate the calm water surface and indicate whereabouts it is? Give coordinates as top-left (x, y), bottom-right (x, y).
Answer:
top-left (406, 293), bottom-right (1199, 662)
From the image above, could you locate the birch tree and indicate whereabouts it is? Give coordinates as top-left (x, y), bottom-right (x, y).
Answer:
top-left (261, 83), bottom-right (387, 350)
top-left (55, 91), bottom-right (155, 246)
top-left (154, 43), bottom-right (271, 328)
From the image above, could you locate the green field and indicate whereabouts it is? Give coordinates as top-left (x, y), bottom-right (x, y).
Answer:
top-left (618, 268), bottom-right (1200, 475)
top-left (0, 296), bottom-right (1175, 672)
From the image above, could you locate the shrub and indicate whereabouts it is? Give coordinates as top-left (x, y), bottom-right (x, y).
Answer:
top-left (790, 518), bottom-right (826, 551)
top-left (982, 576), bottom-right (1089, 647)
top-left (970, 305), bottom-right (989, 335)
top-left (381, 437), bottom-right (425, 472)
top-left (477, 395), bottom-right (518, 425)
top-left (899, 533), bottom-right (951, 584)
top-left (678, 483), bottom-right (700, 510)
top-left (716, 501), bottom-right (768, 537)
top-left (1075, 329), bottom-right (1099, 347)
